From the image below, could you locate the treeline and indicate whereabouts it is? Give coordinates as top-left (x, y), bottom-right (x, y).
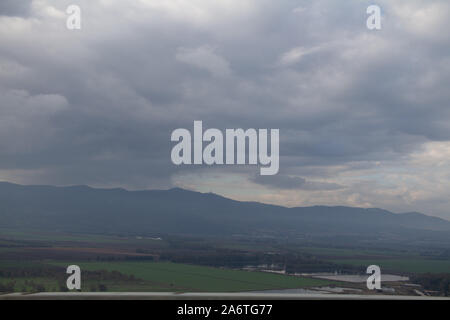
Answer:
top-left (159, 249), bottom-right (364, 273)
top-left (411, 273), bottom-right (450, 296)
top-left (0, 265), bottom-right (139, 293)
top-left (94, 255), bottom-right (155, 262)
top-left (0, 265), bottom-right (64, 278)
top-left (0, 282), bottom-right (16, 292)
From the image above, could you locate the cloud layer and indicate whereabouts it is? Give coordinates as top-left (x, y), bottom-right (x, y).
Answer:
top-left (1, 0), bottom-right (450, 218)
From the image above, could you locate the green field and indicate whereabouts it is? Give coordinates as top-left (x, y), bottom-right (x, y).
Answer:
top-left (46, 261), bottom-right (333, 292)
top-left (2, 229), bottom-right (449, 294)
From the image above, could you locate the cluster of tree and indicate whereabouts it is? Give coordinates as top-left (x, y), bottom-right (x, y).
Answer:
top-left (159, 249), bottom-right (364, 273)
top-left (0, 281), bottom-right (16, 292)
top-left (0, 280), bottom-right (48, 293)
top-left (93, 255), bottom-right (155, 262)
top-left (0, 266), bottom-right (64, 278)
top-left (22, 280), bottom-right (46, 292)
top-left (82, 269), bottom-right (136, 282)
top-left (411, 273), bottom-right (450, 296)
top-left (0, 266), bottom-right (138, 293)
top-left (88, 283), bottom-right (108, 292)
top-left (160, 250), bottom-right (266, 268)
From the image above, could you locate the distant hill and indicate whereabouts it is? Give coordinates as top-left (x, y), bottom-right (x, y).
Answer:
top-left (0, 182), bottom-right (449, 247)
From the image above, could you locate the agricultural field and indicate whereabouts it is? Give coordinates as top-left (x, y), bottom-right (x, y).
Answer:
top-left (1, 230), bottom-right (449, 294)
top-left (1, 260), bottom-right (334, 293)
top-left (54, 261), bottom-right (335, 292)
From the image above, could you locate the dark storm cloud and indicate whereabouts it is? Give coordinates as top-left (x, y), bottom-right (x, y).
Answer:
top-left (0, 0), bottom-right (32, 17)
top-left (1, 0), bottom-right (450, 217)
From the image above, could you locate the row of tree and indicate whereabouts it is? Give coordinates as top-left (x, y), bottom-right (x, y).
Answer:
top-left (411, 273), bottom-right (450, 296)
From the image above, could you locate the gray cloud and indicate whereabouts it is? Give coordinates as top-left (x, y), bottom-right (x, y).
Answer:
top-left (1, 0), bottom-right (450, 217)
top-left (0, 0), bottom-right (32, 17)
top-left (251, 174), bottom-right (345, 191)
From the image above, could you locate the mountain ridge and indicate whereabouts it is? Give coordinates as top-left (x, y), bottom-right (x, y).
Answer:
top-left (0, 181), bottom-right (449, 246)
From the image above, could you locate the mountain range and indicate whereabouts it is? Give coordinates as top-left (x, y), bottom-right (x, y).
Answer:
top-left (0, 181), bottom-right (449, 247)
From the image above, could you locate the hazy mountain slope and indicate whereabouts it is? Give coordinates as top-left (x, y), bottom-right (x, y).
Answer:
top-left (0, 182), bottom-right (449, 242)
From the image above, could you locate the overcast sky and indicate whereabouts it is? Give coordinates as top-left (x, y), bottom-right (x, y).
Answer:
top-left (1, 0), bottom-right (450, 219)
